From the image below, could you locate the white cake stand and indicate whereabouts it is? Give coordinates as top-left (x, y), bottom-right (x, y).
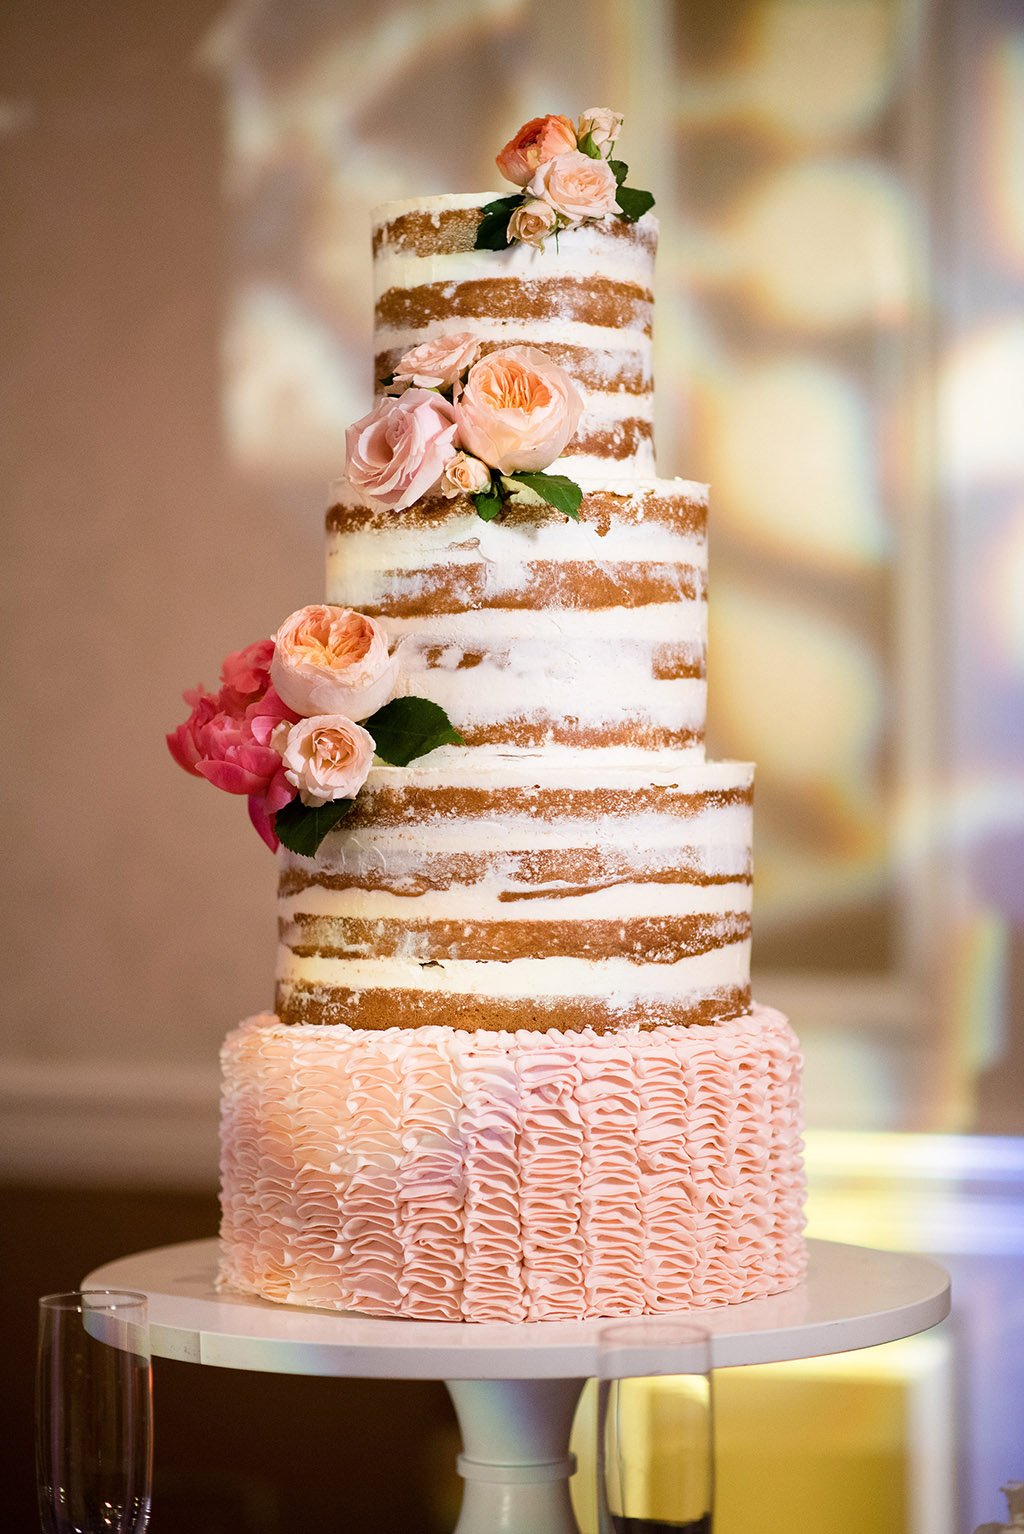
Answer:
top-left (85, 1238), bottom-right (950, 1534)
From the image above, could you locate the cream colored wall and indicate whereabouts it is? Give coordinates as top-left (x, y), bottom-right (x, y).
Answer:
top-left (0, 0), bottom-right (665, 1182)
top-left (1, 0), bottom-right (298, 1180)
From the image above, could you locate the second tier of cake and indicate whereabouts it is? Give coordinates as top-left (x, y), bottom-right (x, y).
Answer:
top-left (326, 476), bottom-right (708, 762)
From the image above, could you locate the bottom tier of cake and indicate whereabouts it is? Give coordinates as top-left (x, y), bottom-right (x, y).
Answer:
top-left (218, 1006), bottom-right (806, 1323)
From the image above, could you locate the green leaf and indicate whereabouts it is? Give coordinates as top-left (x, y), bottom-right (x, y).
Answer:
top-left (365, 695), bottom-right (464, 766)
top-left (475, 194), bottom-right (522, 251)
top-left (616, 185), bottom-right (655, 222)
top-left (578, 130), bottom-right (602, 159)
top-left (608, 158), bottom-right (629, 186)
top-left (482, 193), bottom-right (524, 214)
top-left (502, 472), bottom-right (583, 520)
top-left (274, 797), bottom-right (354, 858)
top-left (474, 484), bottom-right (504, 521)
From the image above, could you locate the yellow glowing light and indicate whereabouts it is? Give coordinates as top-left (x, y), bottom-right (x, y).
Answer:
top-left (711, 581), bottom-right (882, 784)
top-left (984, 33), bottom-right (1024, 274)
top-left (703, 357), bottom-right (887, 570)
top-left (571, 1331), bottom-right (955, 1534)
top-left (745, 0), bottom-right (901, 142)
top-left (731, 159), bottom-right (919, 330)
top-left (748, 827), bottom-right (886, 928)
top-left (939, 319), bottom-right (1024, 488)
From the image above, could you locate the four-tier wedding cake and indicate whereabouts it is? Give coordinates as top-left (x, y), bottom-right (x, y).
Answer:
top-left (170, 110), bottom-right (807, 1323)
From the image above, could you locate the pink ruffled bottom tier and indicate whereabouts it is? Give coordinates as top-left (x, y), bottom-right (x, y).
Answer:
top-left (218, 1006), bottom-right (807, 1322)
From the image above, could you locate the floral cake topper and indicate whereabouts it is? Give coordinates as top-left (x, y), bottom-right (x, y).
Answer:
top-left (476, 108), bottom-right (654, 250)
top-left (168, 606), bottom-right (462, 856)
top-left (346, 335), bottom-right (585, 522)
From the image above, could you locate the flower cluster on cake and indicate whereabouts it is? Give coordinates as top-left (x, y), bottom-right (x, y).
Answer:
top-left (172, 110), bottom-right (807, 1324)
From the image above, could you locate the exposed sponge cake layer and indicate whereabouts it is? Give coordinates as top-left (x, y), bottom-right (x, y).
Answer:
top-left (326, 478), bottom-right (708, 764)
top-left (275, 761), bottom-right (754, 1032)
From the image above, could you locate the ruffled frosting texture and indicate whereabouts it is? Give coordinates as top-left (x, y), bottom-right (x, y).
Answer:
top-left (218, 1006), bottom-right (807, 1321)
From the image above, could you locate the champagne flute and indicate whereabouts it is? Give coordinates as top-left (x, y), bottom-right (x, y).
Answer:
top-left (36, 1291), bottom-right (153, 1534)
top-left (597, 1320), bottom-right (714, 1534)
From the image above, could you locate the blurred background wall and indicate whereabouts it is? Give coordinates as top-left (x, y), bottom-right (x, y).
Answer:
top-left (2, 1), bottom-right (1022, 1530)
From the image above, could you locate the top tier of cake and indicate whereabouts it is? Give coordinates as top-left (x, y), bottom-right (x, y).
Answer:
top-left (372, 194), bottom-right (657, 480)
top-left (331, 196), bottom-right (706, 766)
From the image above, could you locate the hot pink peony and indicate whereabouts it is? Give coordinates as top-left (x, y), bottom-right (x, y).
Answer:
top-left (271, 604), bottom-right (396, 721)
top-left (167, 681), bottom-right (298, 851)
top-left (391, 332), bottom-right (480, 390)
top-left (281, 715), bottom-right (376, 806)
top-left (220, 638), bottom-right (274, 701)
top-left (345, 388), bottom-right (459, 511)
top-left (528, 150), bottom-right (618, 222)
top-left (455, 347), bottom-right (584, 474)
top-left (496, 114), bottom-right (577, 186)
top-left (167, 686), bottom-right (223, 777)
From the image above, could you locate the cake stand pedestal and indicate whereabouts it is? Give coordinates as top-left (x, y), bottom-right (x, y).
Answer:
top-left (85, 1238), bottom-right (950, 1534)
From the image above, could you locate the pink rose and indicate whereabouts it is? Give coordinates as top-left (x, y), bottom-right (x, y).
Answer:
top-left (496, 114), bottom-right (578, 186)
top-left (271, 604), bottom-right (396, 721)
top-left (345, 388), bottom-right (459, 512)
top-left (577, 106), bottom-right (624, 153)
top-left (508, 198), bottom-right (558, 248)
top-left (281, 715), bottom-right (375, 807)
top-left (220, 638), bottom-right (274, 701)
top-left (391, 332), bottom-right (480, 390)
top-left (455, 347), bottom-right (584, 474)
top-left (440, 451), bottom-right (492, 498)
top-left (528, 150), bottom-right (618, 222)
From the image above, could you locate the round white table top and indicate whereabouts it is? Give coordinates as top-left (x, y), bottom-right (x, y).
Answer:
top-left (84, 1237), bottom-right (950, 1380)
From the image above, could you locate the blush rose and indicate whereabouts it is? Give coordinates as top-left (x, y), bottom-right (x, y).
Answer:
top-left (391, 332), bottom-right (480, 390)
top-left (528, 150), bottom-right (618, 222)
top-left (345, 388), bottom-right (459, 511)
top-left (577, 107), bottom-right (624, 153)
top-left (271, 604), bottom-right (396, 721)
top-left (496, 114), bottom-right (577, 186)
top-left (281, 715), bottom-right (376, 807)
top-left (455, 347), bottom-right (584, 474)
top-left (440, 451), bottom-right (492, 497)
top-left (508, 198), bottom-right (558, 247)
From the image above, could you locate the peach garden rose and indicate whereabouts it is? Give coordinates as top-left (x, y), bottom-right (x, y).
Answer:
top-left (495, 113), bottom-right (576, 186)
top-left (455, 347), bottom-right (584, 474)
top-left (345, 387), bottom-right (459, 511)
top-left (281, 715), bottom-right (376, 806)
top-left (271, 604), bottom-right (396, 721)
top-left (528, 150), bottom-right (618, 222)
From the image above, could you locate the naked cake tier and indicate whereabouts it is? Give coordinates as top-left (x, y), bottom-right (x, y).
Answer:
top-left (213, 163), bottom-right (807, 1322)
